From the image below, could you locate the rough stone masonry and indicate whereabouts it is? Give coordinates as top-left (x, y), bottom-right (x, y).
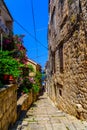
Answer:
top-left (47, 0), bottom-right (87, 120)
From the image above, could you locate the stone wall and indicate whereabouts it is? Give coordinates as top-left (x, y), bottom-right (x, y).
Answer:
top-left (17, 90), bottom-right (38, 111)
top-left (0, 85), bottom-right (39, 130)
top-left (48, 0), bottom-right (87, 120)
top-left (17, 90), bottom-right (39, 119)
top-left (0, 84), bottom-right (17, 130)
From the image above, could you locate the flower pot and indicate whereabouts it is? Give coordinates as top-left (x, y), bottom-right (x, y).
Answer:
top-left (9, 75), bottom-right (14, 80)
top-left (3, 74), bottom-right (9, 80)
top-left (3, 74), bottom-right (14, 84)
top-left (9, 75), bottom-right (15, 84)
top-left (3, 74), bottom-right (10, 84)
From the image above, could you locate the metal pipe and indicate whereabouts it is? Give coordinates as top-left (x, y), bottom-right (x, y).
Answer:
top-left (1, 33), bottom-right (2, 51)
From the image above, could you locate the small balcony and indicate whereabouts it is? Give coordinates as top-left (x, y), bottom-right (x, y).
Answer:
top-left (0, 16), bottom-right (9, 34)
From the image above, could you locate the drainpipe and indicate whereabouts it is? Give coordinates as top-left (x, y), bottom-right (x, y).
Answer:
top-left (1, 33), bottom-right (2, 51)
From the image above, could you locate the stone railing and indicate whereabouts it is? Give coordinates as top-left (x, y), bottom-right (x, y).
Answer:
top-left (0, 84), bottom-right (17, 130)
top-left (17, 90), bottom-right (38, 119)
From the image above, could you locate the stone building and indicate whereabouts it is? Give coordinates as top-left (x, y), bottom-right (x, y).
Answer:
top-left (47, 0), bottom-right (87, 120)
top-left (0, 0), bottom-right (13, 51)
top-left (0, 0), bottom-right (13, 34)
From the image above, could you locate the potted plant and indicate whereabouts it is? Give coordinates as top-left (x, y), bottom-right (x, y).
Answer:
top-left (0, 51), bottom-right (23, 84)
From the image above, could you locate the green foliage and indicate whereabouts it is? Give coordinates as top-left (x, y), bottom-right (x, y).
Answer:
top-left (35, 71), bottom-right (42, 81)
top-left (32, 71), bottom-right (42, 93)
top-left (21, 64), bottom-right (34, 77)
top-left (19, 65), bottom-right (35, 94)
top-left (28, 64), bottom-right (34, 72)
top-left (34, 71), bottom-right (42, 87)
top-left (20, 77), bottom-right (33, 94)
top-left (22, 86), bottom-right (29, 94)
top-left (0, 51), bottom-right (22, 77)
top-left (22, 77), bottom-right (33, 88)
top-left (33, 84), bottom-right (40, 93)
top-left (0, 81), bottom-right (3, 88)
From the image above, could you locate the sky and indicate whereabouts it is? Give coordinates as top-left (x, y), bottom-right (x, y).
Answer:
top-left (4, 0), bottom-right (49, 69)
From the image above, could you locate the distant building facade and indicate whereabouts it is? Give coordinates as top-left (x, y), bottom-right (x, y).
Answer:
top-left (47, 0), bottom-right (87, 120)
top-left (26, 59), bottom-right (41, 77)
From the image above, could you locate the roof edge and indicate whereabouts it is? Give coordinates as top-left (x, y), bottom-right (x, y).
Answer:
top-left (27, 58), bottom-right (41, 67)
top-left (2, 0), bottom-right (13, 21)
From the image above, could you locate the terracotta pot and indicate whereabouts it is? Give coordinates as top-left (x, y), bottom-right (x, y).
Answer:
top-left (3, 74), bottom-right (9, 80)
top-left (3, 74), bottom-right (14, 84)
top-left (3, 74), bottom-right (9, 84)
top-left (9, 75), bottom-right (14, 80)
top-left (9, 75), bottom-right (15, 84)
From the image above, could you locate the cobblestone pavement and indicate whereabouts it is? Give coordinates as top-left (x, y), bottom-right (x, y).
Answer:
top-left (11, 93), bottom-right (87, 130)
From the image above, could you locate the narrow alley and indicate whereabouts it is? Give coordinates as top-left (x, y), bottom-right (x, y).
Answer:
top-left (0, 1), bottom-right (87, 130)
top-left (11, 93), bottom-right (87, 130)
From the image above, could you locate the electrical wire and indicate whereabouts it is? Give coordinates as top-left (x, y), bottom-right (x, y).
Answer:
top-left (14, 20), bottom-right (48, 49)
top-left (1, 0), bottom-right (48, 67)
top-left (30, 53), bottom-right (48, 59)
top-left (30, 0), bottom-right (38, 59)
top-left (0, 4), bottom-right (48, 50)
top-left (36, 27), bottom-right (48, 32)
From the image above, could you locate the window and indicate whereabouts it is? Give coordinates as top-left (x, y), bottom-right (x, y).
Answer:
top-left (50, 50), bottom-right (56, 75)
top-left (59, 89), bottom-right (62, 96)
top-left (59, 44), bottom-right (63, 73)
top-left (57, 83), bottom-right (63, 96)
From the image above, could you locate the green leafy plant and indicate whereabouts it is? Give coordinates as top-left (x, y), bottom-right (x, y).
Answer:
top-left (34, 71), bottom-right (42, 86)
top-left (0, 80), bottom-right (3, 88)
top-left (22, 64), bottom-right (34, 77)
top-left (19, 76), bottom-right (33, 94)
top-left (32, 84), bottom-right (40, 93)
top-left (28, 64), bottom-right (34, 72)
top-left (22, 77), bottom-right (33, 88)
top-left (32, 71), bottom-right (42, 93)
top-left (35, 71), bottom-right (42, 80)
top-left (0, 51), bottom-right (22, 78)
top-left (22, 86), bottom-right (29, 94)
